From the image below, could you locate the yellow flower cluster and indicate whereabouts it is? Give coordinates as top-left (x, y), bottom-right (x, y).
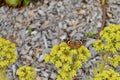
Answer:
top-left (0, 37), bottom-right (17, 69)
top-left (45, 42), bottom-right (91, 80)
top-left (17, 66), bottom-right (36, 80)
top-left (94, 24), bottom-right (120, 53)
top-left (94, 69), bottom-right (120, 80)
top-left (109, 54), bottom-right (120, 67)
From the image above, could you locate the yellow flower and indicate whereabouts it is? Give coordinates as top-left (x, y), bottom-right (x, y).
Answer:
top-left (115, 42), bottom-right (120, 49)
top-left (44, 55), bottom-right (50, 62)
top-left (0, 37), bottom-right (17, 69)
top-left (94, 24), bottom-right (120, 53)
top-left (94, 69), bottom-right (120, 80)
top-left (78, 46), bottom-right (91, 58)
top-left (70, 70), bottom-right (76, 76)
top-left (55, 61), bottom-right (62, 68)
top-left (44, 42), bottom-right (91, 80)
top-left (94, 40), bottom-right (105, 52)
top-left (17, 66), bottom-right (36, 80)
top-left (56, 76), bottom-right (62, 80)
top-left (109, 54), bottom-right (120, 67)
top-left (63, 64), bottom-right (71, 71)
top-left (58, 70), bottom-right (67, 78)
top-left (70, 49), bottom-right (77, 55)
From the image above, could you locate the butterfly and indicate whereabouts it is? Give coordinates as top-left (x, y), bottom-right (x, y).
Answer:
top-left (62, 29), bottom-right (86, 49)
top-left (64, 39), bottom-right (86, 49)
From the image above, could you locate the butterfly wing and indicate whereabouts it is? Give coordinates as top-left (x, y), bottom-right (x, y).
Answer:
top-left (67, 41), bottom-right (75, 49)
top-left (66, 40), bottom-right (84, 49)
top-left (67, 41), bottom-right (82, 49)
top-left (75, 41), bottom-right (82, 49)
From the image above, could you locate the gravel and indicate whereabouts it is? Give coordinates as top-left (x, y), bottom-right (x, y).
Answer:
top-left (0, 0), bottom-right (120, 80)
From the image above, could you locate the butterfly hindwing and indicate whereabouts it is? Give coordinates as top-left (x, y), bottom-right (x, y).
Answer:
top-left (66, 40), bottom-right (86, 49)
top-left (75, 41), bottom-right (82, 49)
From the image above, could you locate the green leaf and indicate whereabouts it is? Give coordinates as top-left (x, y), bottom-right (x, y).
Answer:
top-left (5, 0), bottom-right (21, 7)
top-left (23, 0), bottom-right (32, 6)
top-left (28, 27), bottom-right (32, 36)
top-left (86, 31), bottom-right (97, 38)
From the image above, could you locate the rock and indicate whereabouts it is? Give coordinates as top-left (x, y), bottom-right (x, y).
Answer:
top-left (36, 76), bottom-right (42, 80)
top-left (85, 39), bottom-right (96, 47)
top-left (116, 66), bottom-right (120, 74)
top-left (50, 72), bottom-right (57, 79)
top-left (107, 12), bottom-right (113, 18)
top-left (38, 10), bottom-right (46, 16)
top-left (42, 35), bottom-right (48, 48)
top-left (42, 71), bottom-right (49, 77)
top-left (41, 77), bottom-right (49, 80)
top-left (12, 65), bottom-right (16, 78)
top-left (31, 31), bottom-right (37, 35)
top-left (52, 39), bottom-right (59, 46)
top-left (38, 55), bottom-right (45, 62)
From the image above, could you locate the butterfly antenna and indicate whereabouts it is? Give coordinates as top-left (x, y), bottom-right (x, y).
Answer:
top-left (62, 29), bottom-right (71, 39)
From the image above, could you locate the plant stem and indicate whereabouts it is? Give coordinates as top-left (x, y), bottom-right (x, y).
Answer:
top-left (97, 0), bottom-right (107, 39)
top-left (101, 52), bottom-right (109, 72)
top-left (100, 1), bottom-right (107, 32)
top-left (0, 69), bottom-right (8, 80)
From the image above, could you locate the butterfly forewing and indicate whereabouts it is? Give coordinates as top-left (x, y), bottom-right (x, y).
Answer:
top-left (66, 40), bottom-right (85, 49)
top-left (67, 41), bottom-right (75, 49)
top-left (75, 41), bottom-right (82, 49)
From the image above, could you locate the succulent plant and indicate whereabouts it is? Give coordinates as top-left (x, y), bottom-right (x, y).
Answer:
top-left (93, 24), bottom-right (120, 79)
top-left (45, 42), bottom-right (91, 80)
top-left (0, 37), bottom-right (17, 69)
top-left (93, 69), bottom-right (120, 80)
top-left (0, 37), bottom-right (17, 80)
top-left (17, 66), bottom-right (36, 80)
top-left (4, 0), bottom-right (22, 7)
top-left (23, 0), bottom-right (32, 6)
top-left (4, 0), bottom-right (32, 7)
top-left (94, 24), bottom-right (120, 53)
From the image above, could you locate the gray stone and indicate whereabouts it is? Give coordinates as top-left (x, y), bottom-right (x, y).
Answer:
top-left (50, 72), bottom-right (57, 79)
top-left (42, 71), bottom-right (49, 77)
top-left (12, 65), bottom-right (16, 78)
top-left (38, 55), bottom-right (45, 62)
top-left (38, 10), bottom-right (46, 16)
top-left (85, 39), bottom-right (96, 47)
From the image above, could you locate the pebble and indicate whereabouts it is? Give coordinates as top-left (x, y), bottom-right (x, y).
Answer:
top-left (38, 55), bottom-right (45, 62)
top-left (41, 77), bottom-right (49, 80)
top-left (42, 35), bottom-right (48, 48)
top-left (12, 65), bottom-right (16, 78)
top-left (42, 71), bottom-right (49, 77)
top-left (85, 39), bottom-right (96, 47)
top-left (50, 72), bottom-right (57, 79)
top-left (31, 30), bottom-right (37, 35)
top-left (116, 66), bottom-right (120, 74)
top-left (38, 10), bottom-right (46, 16)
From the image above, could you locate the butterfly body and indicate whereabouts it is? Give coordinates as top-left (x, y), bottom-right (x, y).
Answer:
top-left (65, 40), bottom-right (86, 49)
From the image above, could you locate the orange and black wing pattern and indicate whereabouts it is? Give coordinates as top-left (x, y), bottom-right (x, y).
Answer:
top-left (66, 40), bottom-right (86, 49)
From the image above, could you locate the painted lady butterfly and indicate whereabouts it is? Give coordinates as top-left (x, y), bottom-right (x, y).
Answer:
top-left (63, 29), bottom-right (86, 49)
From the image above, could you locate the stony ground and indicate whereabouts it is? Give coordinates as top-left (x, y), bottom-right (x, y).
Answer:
top-left (0, 0), bottom-right (120, 80)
